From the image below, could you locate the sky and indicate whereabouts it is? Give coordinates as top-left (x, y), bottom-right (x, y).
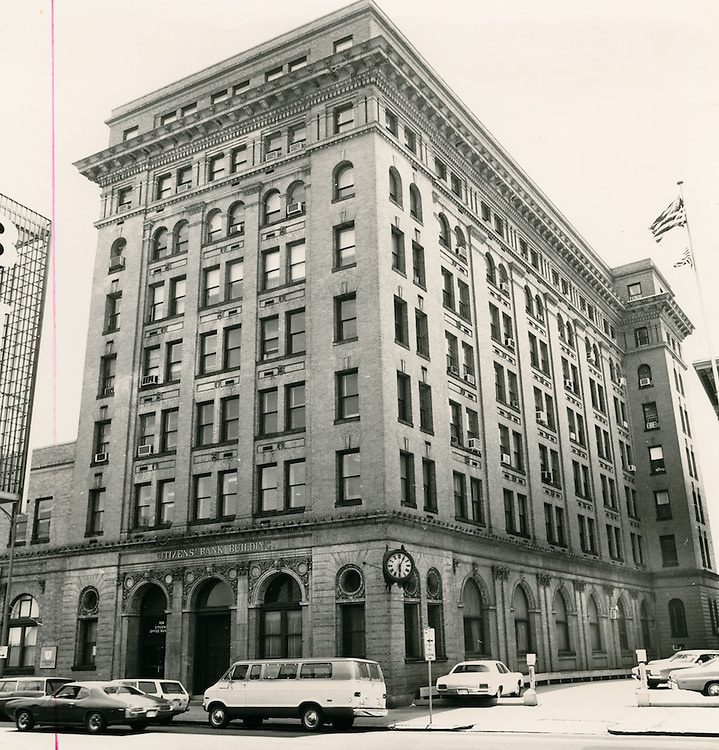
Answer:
top-left (1, 0), bottom-right (718, 530)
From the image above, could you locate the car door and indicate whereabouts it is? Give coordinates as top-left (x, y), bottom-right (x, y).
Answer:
top-left (41, 684), bottom-right (81, 724)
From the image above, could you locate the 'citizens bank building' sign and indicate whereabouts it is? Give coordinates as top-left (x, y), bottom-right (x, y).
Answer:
top-left (156, 541), bottom-right (275, 561)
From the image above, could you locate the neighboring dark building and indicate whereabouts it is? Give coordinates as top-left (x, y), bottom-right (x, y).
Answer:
top-left (3, 1), bottom-right (718, 700)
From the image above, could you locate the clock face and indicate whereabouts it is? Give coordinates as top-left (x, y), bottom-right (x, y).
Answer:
top-left (384, 549), bottom-right (414, 582)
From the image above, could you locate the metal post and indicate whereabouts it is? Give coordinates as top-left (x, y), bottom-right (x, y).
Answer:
top-left (427, 659), bottom-right (433, 725)
top-left (0, 500), bottom-right (18, 679)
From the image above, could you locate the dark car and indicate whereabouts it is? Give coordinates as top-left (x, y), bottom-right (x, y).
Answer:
top-left (5, 680), bottom-right (172, 733)
top-left (0, 676), bottom-right (73, 717)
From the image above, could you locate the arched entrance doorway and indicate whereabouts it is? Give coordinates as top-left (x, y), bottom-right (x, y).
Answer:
top-left (193, 579), bottom-right (233, 694)
top-left (137, 586), bottom-right (167, 678)
top-left (259, 574), bottom-right (302, 658)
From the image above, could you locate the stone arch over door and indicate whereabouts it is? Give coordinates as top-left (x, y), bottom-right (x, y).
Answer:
top-left (190, 577), bottom-right (234, 694)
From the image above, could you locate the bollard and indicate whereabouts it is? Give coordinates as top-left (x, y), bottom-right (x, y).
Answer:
top-left (523, 664), bottom-right (538, 706)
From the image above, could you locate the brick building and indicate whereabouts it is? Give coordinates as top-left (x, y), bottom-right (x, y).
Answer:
top-left (5, 1), bottom-right (719, 700)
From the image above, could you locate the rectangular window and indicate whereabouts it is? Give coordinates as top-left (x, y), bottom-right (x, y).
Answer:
top-left (335, 294), bottom-right (357, 341)
top-left (404, 602), bottom-right (421, 659)
top-left (77, 619), bottom-right (98, 667)
top-left (202, 267), bottom-right (221, 307)
top-left (441, 268), bottom-right (455, 310)
top-left (334, 223), bottom-right (356, 267)
top-left (286, 309), bottom-right (306, 354)
top-left (338, 449), bottom-right (361, 505)
top-left (655, 490), bottom-right (672, 520)
top-left (196, 402), bottom-right (214, 446)
top-left (231, 145), bottom-right (248, 173)
top-left (208, 153), bottom-right (225, 181)
top-left (148, 283), bottom-right (165, 322)
top-left (223, 325), bottom-right (242, 370)
top-left (105, 293), bottom-right (121, 332)
top-left (226, 259), bottom-right (244, 300)
top-left (385, 109), bottom-right (398, 136)
top-left (334, 103), bottom-right (354, 134)
top-left (288, 241), bottom-right (306, 283)
top-left (394, 296), bottom-right (409, 346)
top-left (649, 445), bottom-right (665, 474)
top-left (260, 316), bottom-right (280, 359)
top-left (660, 534), bottom-right (678, 566)
top-left (262, 248), bottom-right (281, 290)
top-left (415, 309), bottom-right (430, 357)
top-left (422, 458), bottom-right (437, 512)
top-left (99, 354), bottom-right (116, 396)
top-left (391, 227), bottom-right (405, 273)
top-left (220, 395), bottom-right (240, 442)
top-left (259, 389), bottom-right (279, 435)
top-left (337, 370), bottom-right (359, 420)
top-left (286, 382), bottom-right (306, 431)
top-left (138, 412), bottom-right (156, 453)
top-left (193, 474), bottom-right (213, 520)
top-left (169, 276), bottom-right (186, 316)
top-left (32, 497), bottom-right (52, 542)
top-left (397, 372), bottom-right (412, 424)
top-left (400, 451), bottom-right (416, 507)
top-left (470, 477), bottom-right (484, 524)
top-left (258, 464), bottom-right (280, 513)
top-left (219, 470), bottom-right (237, 517)
top-left (453, 471), bottom-right (467, 518)
top-left (634, 327), bottom-right (650, 346)
top-left (161, 408), bottom-right (178, 452)
top-left (199, 331), bottom-right (218, 375)
top-left (489, 303), bottom-right (500, 341)
top-left (158, 479), bottom-right (175, 525)
top-left (134, 484), bottom-right (153, 528)
top-left (412, 241), bottom-right (426, 286)
top-left (87, 488), bottom-right (104, 536)
top-left (418, 382), bottom-right (433, 433)
top-left (156, 173), bottom-right (172, 200)
top-left (286, 460), bottom-right (306, 510)
top-left (165, 340), bottom-right (183, 382)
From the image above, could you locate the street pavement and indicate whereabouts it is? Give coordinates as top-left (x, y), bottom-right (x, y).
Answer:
top-left (175, 678), bottom-right (719, 736)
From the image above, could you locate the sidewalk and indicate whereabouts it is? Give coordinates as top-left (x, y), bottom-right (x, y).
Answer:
top-left (174, 681), bottom-right (719, 737)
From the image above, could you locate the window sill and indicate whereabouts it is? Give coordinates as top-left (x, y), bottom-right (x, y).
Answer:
top-left (71, 664), bottom-right (97, 672)
top-left (336, 499), bottom-right (362, 507)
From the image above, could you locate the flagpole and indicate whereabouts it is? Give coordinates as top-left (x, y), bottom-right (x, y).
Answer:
top-left (677, 181), bottom-right (719, 416)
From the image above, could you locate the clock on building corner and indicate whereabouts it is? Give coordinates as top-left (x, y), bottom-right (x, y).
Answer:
top-left (383, 547), bottom-right (415, 585)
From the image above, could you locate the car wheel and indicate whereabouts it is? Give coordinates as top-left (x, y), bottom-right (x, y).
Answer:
top-left (514, 681), bottom-right (524, 697)
top-left (15, 709), bottom-right (34, 732)
top-left (494, 686), bottom-right (503, 699)
top-left (208, 704), bottom-right (229, 729)
top-left (300, 704), bottom-right (324, 732)
top-left (704, 681), bottom-right (719, 697)
top-left (85, 711), bottom-right (107, 734)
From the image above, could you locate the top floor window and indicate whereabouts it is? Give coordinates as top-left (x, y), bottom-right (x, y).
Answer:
top-left (334, 103), bottom-right (354, 134)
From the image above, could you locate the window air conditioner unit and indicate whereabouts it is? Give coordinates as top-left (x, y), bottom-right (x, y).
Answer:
top-left (264, 150), bottom-right (280, 161)
top-left (141, 375), bottom-right (160, 387)
top-left (541, 470), bottom-right (553, 483)
top-left (94, 452), bottom-right (108, 463)
top-left (504, 337), bottom-right (515, 349)
top-left (639, 377), bottom-right (652, 387)
top-left (286, 202), bottom-right (304, 216)
top-left (499, 282), bottom-right (509, 292)
top-left (463, 373), bottom-right (476, 385)
top-left (621, 420), bottom-right (629, 429)
top-left (103, 387), bottom-right (115, 397)
top-left (536, 411), bottom-right (546, 424)
top-left (564, 379), bottom-right (575, 390)
top-left (510, 399), bottom-right (520, 409)
top-left (468, 438), bottom-right (482, 455)
top-left (109, 255), bottom-right (125, 271)
top-left (618, 377), bottom-right (627, 386)
top-left (626, 464), bottom-right (637, 473)
top-left (137, 444), bottom-right (154, 457)
top-left (450, 436), bottom-right (460, 447)
top-left (500, 452), bottom-right (511, 465)
top-left (447, 366), bottom-right (460, 377)
top-left (176, 183), bottom-right (191, 192)
top-left (646, 420), bottom-right (659, 429)
top-left (289, 141), bottom-right (305, 153)
top-left (569, 431), bottom-right (577, 441)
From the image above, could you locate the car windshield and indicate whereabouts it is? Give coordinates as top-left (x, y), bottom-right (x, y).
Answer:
top-left (669, 653), bottom-right (693, 662)
top-left (454, 664), bottom-right (490, 673)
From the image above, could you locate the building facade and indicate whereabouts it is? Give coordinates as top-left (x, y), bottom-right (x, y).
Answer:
top-left (5, 1), bottom-right (719, 700)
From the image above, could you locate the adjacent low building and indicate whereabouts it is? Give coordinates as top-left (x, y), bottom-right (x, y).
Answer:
top-left (4, 1), bottom-right (719, 700)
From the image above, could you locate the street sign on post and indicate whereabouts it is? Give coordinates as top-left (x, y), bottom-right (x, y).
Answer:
top-left (424, 627), bottom-right (436, 724)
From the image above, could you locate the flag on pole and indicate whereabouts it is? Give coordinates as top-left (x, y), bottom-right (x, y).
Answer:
top-left (649, 196), bottom-right (686, 242)
top-left (673, 248), bottom-right (693, 268)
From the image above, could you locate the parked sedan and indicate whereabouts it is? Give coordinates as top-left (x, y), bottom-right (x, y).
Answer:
top-left (436, 661), bottom-right (524, 699)
top-left (5, 681), bottom-right (172, 733)
top-left (112, 678), bottom-right (190, 720)
top-left (668, 656), bottom-right (719, 696)
top-left (0, 676), bottom-right (73, 718)
top-left (631, 649), bottom-right (719, 688)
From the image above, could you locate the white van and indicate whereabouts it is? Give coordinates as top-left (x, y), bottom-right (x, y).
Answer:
top-left (202, 658), bottom-right (387, 731)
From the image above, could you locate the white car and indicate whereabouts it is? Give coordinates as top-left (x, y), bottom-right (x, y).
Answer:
top-left (436, 660), bottom-right (524, 699)
top-left (630, 650), bottom-right (719, 689)
top-left (112, 679), bottom-right (190, 720)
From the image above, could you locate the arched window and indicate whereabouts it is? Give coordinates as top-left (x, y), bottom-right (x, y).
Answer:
top-left (557, 313), bottom-right (565, 341)
top-left (587, 595), bottom-right (602, 651)
top-left (554, 590), bottom-right (571, 652)
top-left (668, 598), bottom-right (688, 638)
top-left (524, 286), bottom-right (534, 315)
top-left (498, 265), bottom-right (509, 292)
top-left (228, 202), bottom-right (245, 236)
top-left (152, 227), bottom-right (169, 261)
top-left (438, 213), bottom-right (451, 248)
top-left (409, 184), bottom-right (422, 221)
top-left (75, 587), bottom-right (99, 669)
top-left (534, 295), bottom-right (544, 321)
top-left (110, 237), bottom-right (126, 262)
top-left (389, 166), bottom-right (402, 205)
top-left (454, 227), bottom-right (466, 250)
top-left (616, 599), bottom-right (629, 651)
top-left (565, 322), bottom-right (575, 348)
top-left (638, 364), bottom-right (653, 387)
top-left (263, 191), bottom-right (282, 225)
top-left (174, 221), bottom-right (189, 254)
top-left (205, 210), bottom-right (223, 243)
top-left (485, 253), bottom-right (496, 285)
top-left (513, 586), bottom-right (532, 655)
top-left (334, 162), bottom-right (354, 200)
top-left (8, 594), bottom-right (40, 669)
top-left (260, 574), bottom-right (302, 658)
top-left (287, 182), bottom-right (306, 215)
top-left (463, 579), bottom-right (486, 656)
